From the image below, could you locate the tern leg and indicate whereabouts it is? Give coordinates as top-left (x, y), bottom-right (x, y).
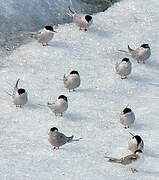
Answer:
top-left (80, 27), bottom-right (82, 31)
top-left (16, 105), bottom-right (22, 108)
top-left (84, 28), bottom-right (87, 32)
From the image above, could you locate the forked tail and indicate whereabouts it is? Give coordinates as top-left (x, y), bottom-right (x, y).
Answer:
top-left (67, 6), bottom-right (76, 17)
top-left (15, 78), bottom-right (20, 89)
top-left (12, 78), bottom-right (20, 97)
top-left (28, 32), bottom-right (41, 40)
top-left (128, 45), bottom-right (134, 52)
top-left (67, 135), bottom-right (74, 142)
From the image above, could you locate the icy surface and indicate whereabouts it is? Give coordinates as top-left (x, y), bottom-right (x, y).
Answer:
top-left (0, 0), bottom-right (159, 179)
top-left (0, 0), bottom-right (118, 56)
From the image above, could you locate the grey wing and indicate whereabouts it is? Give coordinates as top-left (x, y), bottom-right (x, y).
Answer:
top-left (74, 14), bottom-right (86, 27)
top-left (38, 31), bottom-right (53, 43)
top-left (57, 132), bottom-right (68, 146)
top-left (130, 49), bottom-right (139, 59)
top-left (38, 32), bottom-right (47, 43)
top-left (121, 154), bottom-right (138, 165)
top-left (28, 32), bottom-right (41, 40)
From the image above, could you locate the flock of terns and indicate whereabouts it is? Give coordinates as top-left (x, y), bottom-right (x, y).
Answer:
top-left (8, 6), bottom-right (152, 173)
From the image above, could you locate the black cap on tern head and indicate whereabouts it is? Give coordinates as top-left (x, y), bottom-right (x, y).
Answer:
top-left (123, 107), bottom-right (132, 114)
top-left (45, 25), bottom-right (54, 32)
top-left (50, 127), bottom-right (58, 132)
top-left (141, 44), bottom-right (149, 48)
top-left (58, 95), bottom-right (68, 102)
top-left (18, 88), bottom-right (25, 95)
top-left (85, 15), bottom-right (92, 23)
top-left (133, 135), bottom-right (142, 144)
top-left (122, 58), bottom-right (129, 62)
top-left (134, 149), bottom-right (143, 154)
top-left (70, 70), bottom-right (79, 75)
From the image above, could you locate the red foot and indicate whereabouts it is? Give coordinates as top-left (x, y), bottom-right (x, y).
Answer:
top-left (80, 27), bottom-right (82, 31)
top-left (52, 146), bottom-right (59, 150)
top-left (84, 28), bottom-right (87, 32)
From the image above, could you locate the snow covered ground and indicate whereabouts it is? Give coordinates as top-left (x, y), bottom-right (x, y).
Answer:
top-left (0, 0), bottom-right (159, 179)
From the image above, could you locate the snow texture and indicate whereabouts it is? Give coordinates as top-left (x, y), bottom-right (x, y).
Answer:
top-left (0, 0), bottom-right (159, 179)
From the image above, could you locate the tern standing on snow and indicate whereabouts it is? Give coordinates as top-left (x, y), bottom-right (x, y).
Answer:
top-left (68, 6), bottom-right (93, 31)
top-left (63, 70), bottom-right (81, 92)
top-left (12, 79), bottom-right (28, 107)
top-left (128, 44), bottom-right (151, 64)
top-left (115, 58), bottom-right (132, 79)
top-left (128, 132), bottom-right (144, 153)
top-left (29, 25), bottom-right (57, 46)
top-left (48, 127), bottom-right (74, 150)
top-left (47, 95), bottom-right (68, 116)
top-left (120, 106), bottom-right (135, 128)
